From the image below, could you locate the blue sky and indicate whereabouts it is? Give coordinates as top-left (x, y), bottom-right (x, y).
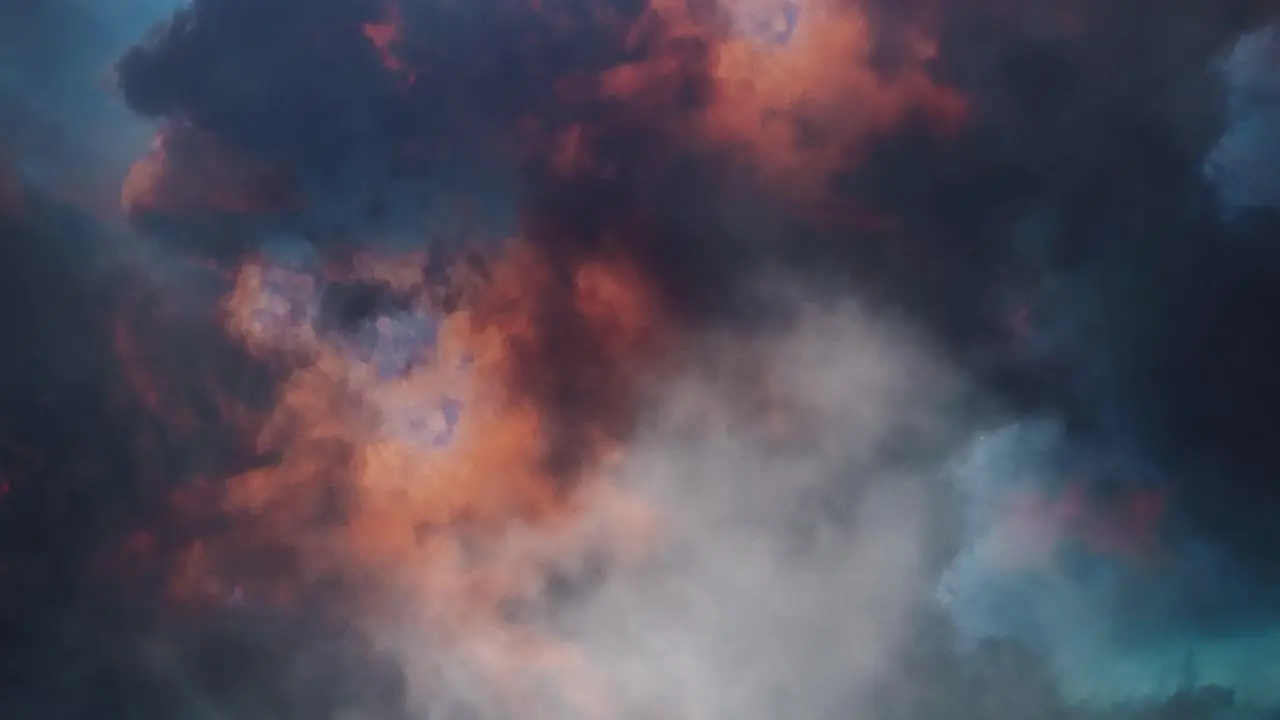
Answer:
top-left (0, 0), bottom-right (185, 195)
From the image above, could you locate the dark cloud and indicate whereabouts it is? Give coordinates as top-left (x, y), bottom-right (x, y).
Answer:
top-left (6, 0), bottom-right (1280, 716)
top-left (906, 0), bottom-right (1280, 563)
top-left (109, 0), bottom-right (1280, 700)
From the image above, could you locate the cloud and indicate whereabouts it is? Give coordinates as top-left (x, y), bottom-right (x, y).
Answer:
top-left (1206, 25), bottom-right (1280, 213)
top-left (370, 292), bottom-right (965, 718)
top-left (939, 421), bottom-right (1280, 709)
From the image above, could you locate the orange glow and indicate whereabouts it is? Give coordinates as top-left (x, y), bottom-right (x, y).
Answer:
top-left (596, 0), bottom-right (966, 196)
top-left (574, 258), bottom-right (662, 354)
top-left (110, 0), bottom-right (971, 709)
top-left (364, 2), bottom-right (410, 77)
top-left (703, 3), bottom-right (965, 190)
top-left (160, 241), bottom-right (666, 714)
top-left (121, 128), bottom-right (298, 218)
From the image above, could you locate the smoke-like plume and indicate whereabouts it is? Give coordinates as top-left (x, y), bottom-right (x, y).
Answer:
top-left (372, 295), bottom-right (962, 719)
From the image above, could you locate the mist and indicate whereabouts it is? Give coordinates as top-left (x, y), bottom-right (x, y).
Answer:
top-left (357, 292), bottom-right (967, 719)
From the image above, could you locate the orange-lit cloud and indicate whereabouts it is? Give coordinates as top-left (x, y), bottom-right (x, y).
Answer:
top-left (364, 1), bottom-right (411, 78)
top-left (594, 0), bottom-right (965, 195)
top-left (122, 127), bottom-right (299, 219)
top-left (161, 241), bottom-right (666, 714)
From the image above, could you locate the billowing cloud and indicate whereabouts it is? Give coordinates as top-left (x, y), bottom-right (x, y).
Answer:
top-left (5, 0), bottom-right (1280, 717)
